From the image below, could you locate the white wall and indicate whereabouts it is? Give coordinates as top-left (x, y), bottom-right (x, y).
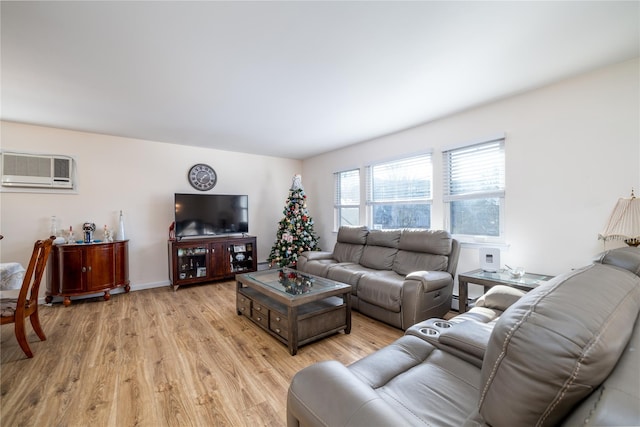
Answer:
top-left (0, 122), bottom-right (301, 296)
top-left (2, 59), bottom-right (637, 303)
top-left (302, 58), bottom-right (639, 297)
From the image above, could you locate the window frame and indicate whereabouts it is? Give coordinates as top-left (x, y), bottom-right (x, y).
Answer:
top-left (442, 137), bottom-right (506, 243)
top-left (333, 168), bottom-right (361, 231)
top-left (365, 153), bottom-right (433, 230)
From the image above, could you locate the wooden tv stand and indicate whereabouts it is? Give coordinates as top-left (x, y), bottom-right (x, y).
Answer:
top-left (168, 235), bottom-right (257, 291)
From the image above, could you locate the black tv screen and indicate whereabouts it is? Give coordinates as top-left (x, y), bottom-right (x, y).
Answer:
top-left (175, 193), bottom-right (248, 238)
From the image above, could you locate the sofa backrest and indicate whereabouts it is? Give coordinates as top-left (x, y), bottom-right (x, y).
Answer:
top-left (478, 263), bottom-right (640, 427)
top-left (359, 229), bottom-right (401, 270)
top-left (332, 225), bottom-right (369, 263)
top-left (393, 229), bottom-right (453, 276)
top-left (560, 308), bottom-right (640, 426)
top-left (594, 246), bottom-right (640, 276)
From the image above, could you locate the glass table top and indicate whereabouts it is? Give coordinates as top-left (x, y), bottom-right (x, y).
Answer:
top-left (243, 268), bottom-right (349, 297)
top-left (461, 269), bottom-right (554, 289)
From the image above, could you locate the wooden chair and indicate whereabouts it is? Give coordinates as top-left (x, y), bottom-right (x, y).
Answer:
top-left (0, 237), bottom-right (55, 358)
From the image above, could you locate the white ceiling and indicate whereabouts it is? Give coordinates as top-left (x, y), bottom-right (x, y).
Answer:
top-left (1, 1), bottom-right (638, 160)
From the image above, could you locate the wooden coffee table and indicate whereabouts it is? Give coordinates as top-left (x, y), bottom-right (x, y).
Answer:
top-left (236, 268), bottom-right (351, 355)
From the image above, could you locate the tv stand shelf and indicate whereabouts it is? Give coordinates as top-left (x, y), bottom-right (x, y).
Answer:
top-left (168, 235), bottom-right (257, 291)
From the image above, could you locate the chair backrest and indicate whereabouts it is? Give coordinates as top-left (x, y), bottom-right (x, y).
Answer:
top-left (17, 237), bottom-right (55, 315)
top-left (478, 263), bottom-right (640, 426)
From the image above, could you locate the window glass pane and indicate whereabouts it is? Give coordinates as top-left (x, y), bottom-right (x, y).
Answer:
top-left (372, 203), bottom-right (431, 229)
top-left (367, 154), bottom-right (432, 230)
top-left (339, 207), bottom-right (360, 227)
top-left (444, 140), bottom-right (504, 198)
top-left (339, 170), bottom-right (359, 204)
top-left (334, 169), bottom-right (360, 229)
top-left (443, 138), bottom-right (505, 239)
top-left (371, 156), bottom-right (431, 201)
top-left (450, 198), bottom-right (500, 236)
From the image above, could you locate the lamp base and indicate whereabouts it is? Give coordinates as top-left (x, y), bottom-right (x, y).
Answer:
top-left (624, 238), bottom-right (640, 247)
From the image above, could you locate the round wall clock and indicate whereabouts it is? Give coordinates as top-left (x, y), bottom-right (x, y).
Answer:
top-left (188, 163), bottom-right (217, 191)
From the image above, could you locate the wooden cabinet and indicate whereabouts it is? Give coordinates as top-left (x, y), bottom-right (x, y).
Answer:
top-left (46, 240), bottom-right (130, 306)
top-left (168, 236), bottom-right (256, 291)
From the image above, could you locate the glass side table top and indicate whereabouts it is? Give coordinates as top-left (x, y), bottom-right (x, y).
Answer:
top-left (243, 268), bottom-right (349, 297)
top-left (461, 269), bottom-right (554, 289)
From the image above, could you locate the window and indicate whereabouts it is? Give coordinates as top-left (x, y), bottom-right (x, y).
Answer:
top-left (366, 154), bottom-right (432, 229)
top-left (334, 169), bottom-right (360, 229)
top-left (443, 138), bottom-right (505, 240)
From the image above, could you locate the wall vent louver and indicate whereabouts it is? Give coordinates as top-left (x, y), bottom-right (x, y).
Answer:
top-left (1, 152), bottom-right (74, 189)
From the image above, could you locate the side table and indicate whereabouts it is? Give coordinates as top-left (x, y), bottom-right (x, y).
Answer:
top-left (457, 269), bottom-right (553, 313)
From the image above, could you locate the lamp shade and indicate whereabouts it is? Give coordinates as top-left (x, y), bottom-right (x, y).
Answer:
top-left (599, 192), bottom-right (640, 245)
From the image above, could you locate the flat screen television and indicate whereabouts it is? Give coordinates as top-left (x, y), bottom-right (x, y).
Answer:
top-left (174, 193), bottom-right (248, 239)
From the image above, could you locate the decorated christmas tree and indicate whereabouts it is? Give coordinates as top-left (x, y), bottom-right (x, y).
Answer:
top-left (268, 175), bottom-right (320, 268)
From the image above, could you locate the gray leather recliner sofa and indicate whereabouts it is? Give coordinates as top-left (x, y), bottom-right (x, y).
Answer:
top-left (288, 247), bottom-right (640, 426)
top-left (297, 226), bottom-right (460, 330)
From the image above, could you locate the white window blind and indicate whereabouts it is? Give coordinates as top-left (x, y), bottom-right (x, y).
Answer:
top-left (443, 139), bottom-right (505, 200)
top-left (366, 153), bottom-right (432, 229)
top-left (443, 138), bottom-right (505, 238)
top-left (334, 169), bottom-right (360, 228)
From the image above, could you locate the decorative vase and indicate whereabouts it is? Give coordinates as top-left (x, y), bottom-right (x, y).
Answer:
top-left (118, 210), bottom-right (126, 240)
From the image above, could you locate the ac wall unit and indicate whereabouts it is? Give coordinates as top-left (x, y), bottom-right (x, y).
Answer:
top-left (1, 152), bottom-right (74, 189)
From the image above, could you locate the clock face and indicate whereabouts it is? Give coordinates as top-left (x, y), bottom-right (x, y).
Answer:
top-left (188, 164), bottom-right (217, 191)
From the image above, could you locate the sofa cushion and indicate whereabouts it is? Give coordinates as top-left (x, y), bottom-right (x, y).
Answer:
top-left (326, 263), bottom-right (377, 293)
top-left (393, 251), bottom-right (448, 276)
top-left (391, 229), bottom-right (452, 275)
top-left (594, 246), bottom-right (640, 276)
top-left (330, 225), bottom-right (369, 263)
top-left (473, 284), bottom-right (525, 311)
top-left (357, 271), bottom-right (404, 312)
top-left (333, 242), bottom-right (365, 264)
top-left (366, 229), bottom-right (401, 248)
top-left (348, 335), bottom-right (482, 426)
top-left (478, 263), bottom-right (640, 427)
top-left (359, 229), bottom-right (400, 269)
top-left (360, 245), bottom-right (399, 270)
top-left (337, 225), bottom-right (369, 244)
top-left (302, 258), bottom-right (338, 277)
top-left (398, 229), bottom-right (452, 255)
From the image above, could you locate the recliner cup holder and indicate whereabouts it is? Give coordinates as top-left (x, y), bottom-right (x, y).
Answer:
top-left (420, 327), bottom-right (439, 336)
top-left (434, 320), bottom-right (452, 329)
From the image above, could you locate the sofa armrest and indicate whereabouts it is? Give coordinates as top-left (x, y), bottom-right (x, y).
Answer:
top-left (401, 271), bottom-right (454, 329)
top-left (438, 321), bottom-right (493, 362)
top-left (474, 285), bottom-right (525, 311)
top-left (287, 360), bottom-right (401, 427)
top-left (300, 251), bottom-right (334, 261)
top-left (405, 270), bottom-right (452, 292)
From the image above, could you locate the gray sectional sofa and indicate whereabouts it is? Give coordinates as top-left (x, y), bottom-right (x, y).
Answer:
top-left (287, 247), bottom-right (640, 427)
top-left (297, 226), bottom-right (460, 330)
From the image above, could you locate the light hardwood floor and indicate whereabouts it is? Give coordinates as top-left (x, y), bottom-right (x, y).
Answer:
top-left (1, 281), bottom-right (404, 426)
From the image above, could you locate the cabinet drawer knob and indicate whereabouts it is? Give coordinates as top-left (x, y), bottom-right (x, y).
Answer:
top-left (82, 267), bottom-right (87, 273)
top-left (275, 317), bottom-right (281, 322)
top-left (240, 307), bottom-right (245, 312)
top-left (255, 306), bottom-right (261, 311)
top-left (275, 328), bottom-right (281, 333)
top-left (256, 316), bottom-right (262, 321)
